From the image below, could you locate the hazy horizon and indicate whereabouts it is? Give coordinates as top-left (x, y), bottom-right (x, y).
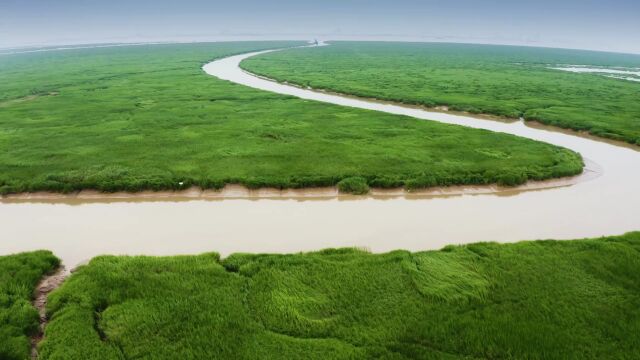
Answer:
top-left (2, 0), bottom-right (639, 54)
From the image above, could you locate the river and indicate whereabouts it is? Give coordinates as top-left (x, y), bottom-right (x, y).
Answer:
top-left (2, 45), bottom-right (639, 268)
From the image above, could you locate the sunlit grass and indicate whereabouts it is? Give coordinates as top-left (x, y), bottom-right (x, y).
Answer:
top-left (39, 232), bottom-right (640, 359)
top-left (242, 41), bottom-right (640, 145)
top-left (0, 42), bottom-right (582, 195)
top-left (0, 251), bottom-right (59, 360)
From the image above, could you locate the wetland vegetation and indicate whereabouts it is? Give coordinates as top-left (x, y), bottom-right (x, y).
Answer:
top-left (2, 232), bottom-right (632, 359)
top-left (3, 1), bottom-right (639, 359)
top-left (0, 251), bottom-right (59, 360)
top-left (0, 42), bottom-right (583, 195)
top-left (242, 41), bottom-right (640, 145)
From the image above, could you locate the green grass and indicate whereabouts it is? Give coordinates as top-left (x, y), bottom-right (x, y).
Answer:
top-left (39, 233), bottom-right (640, 359)
top-left (337, 176), bottom-right (369, 194)
top-left (0, 251), bottom-right (60, 360)
top-left (0, 42), bottom-right (583, 195)
top-left (242, 41), bottom-right (640, 145)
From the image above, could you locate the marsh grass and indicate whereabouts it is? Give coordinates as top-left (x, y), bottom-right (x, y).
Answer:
top-left (39, 233), bottom-right (640, 359)
top-left (242, 41), bottom-right (640, 145)
top-left (337, 176), bottom-right (369, 194)
top-left (0, 42), bottom-right (583, 195)
top-left (0, 251), bottom-right (60, 360)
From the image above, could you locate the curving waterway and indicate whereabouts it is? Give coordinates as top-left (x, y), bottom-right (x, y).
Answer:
top-left (2, 45), bottom-right (640, 268)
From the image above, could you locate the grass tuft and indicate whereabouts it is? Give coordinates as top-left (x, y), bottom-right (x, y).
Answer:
top-left (337, 177), bottom-right (370, 194)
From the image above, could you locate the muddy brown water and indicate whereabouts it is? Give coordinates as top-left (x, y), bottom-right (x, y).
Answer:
top-left (2, 45), bottom-right (640, 269)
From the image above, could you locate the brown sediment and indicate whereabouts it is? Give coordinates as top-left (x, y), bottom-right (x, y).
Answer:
top-left (0, 160), bottom-right (600, 205)
top-left (30, 266), bottom-right (68, 360)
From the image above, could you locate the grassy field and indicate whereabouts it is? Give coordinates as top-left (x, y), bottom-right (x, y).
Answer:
top-left (37, 233), bottom-right (640, 359)
top-left (0, 42), bottom-right (583, 194)
top-left (0, 251), bottom-right (60, 360)
top-left (242, 41), bottom-right (640, 145)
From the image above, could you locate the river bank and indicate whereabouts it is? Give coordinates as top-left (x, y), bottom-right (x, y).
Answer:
top-left (1, 45), bottom-right (639, 269)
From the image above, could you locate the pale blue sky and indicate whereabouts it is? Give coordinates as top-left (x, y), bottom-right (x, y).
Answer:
top-left (1, 0), bottom-right (639, 53)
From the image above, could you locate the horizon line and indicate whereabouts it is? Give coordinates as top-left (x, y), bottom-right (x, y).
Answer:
top-left (2, 38), bottom-right (640, 57)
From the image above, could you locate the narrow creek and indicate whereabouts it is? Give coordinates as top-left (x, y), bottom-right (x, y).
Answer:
top-left (2, 45), bottom-right (640, 269)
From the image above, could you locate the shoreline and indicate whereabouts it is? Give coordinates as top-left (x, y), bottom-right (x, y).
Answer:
top-left (1, 44), bottom-right (611, 205)
top-left (4, 45), bottom-right (627, 205)
top-left (1, 159), bottom-right (600, 204)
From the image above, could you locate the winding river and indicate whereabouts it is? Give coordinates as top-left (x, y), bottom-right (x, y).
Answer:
top-left (2, 45), bottom-right (639, 268)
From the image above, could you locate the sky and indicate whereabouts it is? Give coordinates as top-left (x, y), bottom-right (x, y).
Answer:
top-left (1, 0), bottom-right (639, 54)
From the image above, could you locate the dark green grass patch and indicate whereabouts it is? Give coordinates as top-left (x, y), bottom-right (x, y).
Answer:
top-left (337, 176), bottom-right (369, 194)
top-left (40, 233), bottom-right (640, 359)
top-left (242, 41), bottom-right (640, 145)
top-left (0, 251), bottom-right (60, 360)
top-left (0, 42), bottom-right (582, 195)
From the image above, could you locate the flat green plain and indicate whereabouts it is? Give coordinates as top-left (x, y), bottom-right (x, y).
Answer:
top-left (0, 42), bottom-right (582, 194)
top-left (0, 251), bottom-right (59, 360)
top-left (242, 41), bottom-right (640, 145)
top-left (31, 232), bottom-right (640, 359)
